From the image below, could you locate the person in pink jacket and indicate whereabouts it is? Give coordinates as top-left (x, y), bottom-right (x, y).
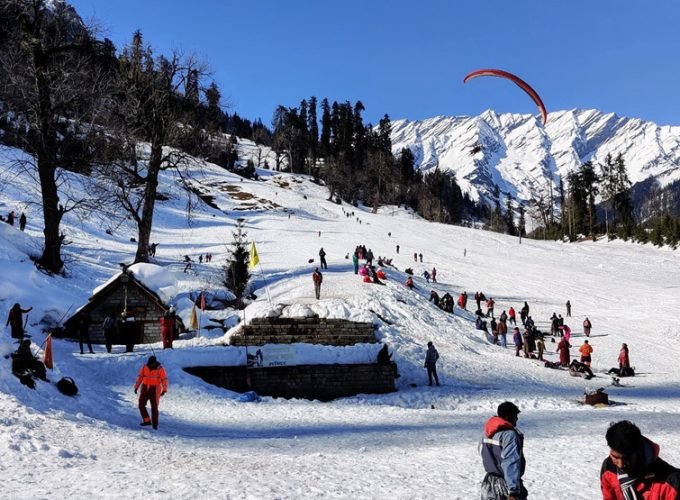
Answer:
top-left (619, 343), bottom-right (631, 370)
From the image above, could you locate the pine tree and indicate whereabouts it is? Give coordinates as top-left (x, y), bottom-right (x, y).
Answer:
top-left (505, 196), bottom-right (516, 235)
top-left (224, 219), bottom-right (251, 302)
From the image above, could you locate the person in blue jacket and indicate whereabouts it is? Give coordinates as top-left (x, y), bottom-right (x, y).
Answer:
top-left (480, 401), bottom-right (528, 500)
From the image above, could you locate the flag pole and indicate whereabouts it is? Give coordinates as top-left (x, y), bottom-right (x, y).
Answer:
top-left (257, 263), bottom-right (273, 307)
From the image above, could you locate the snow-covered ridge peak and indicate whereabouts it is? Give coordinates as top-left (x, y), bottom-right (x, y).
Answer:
top-left (391, 109), bottom-right (680, 206)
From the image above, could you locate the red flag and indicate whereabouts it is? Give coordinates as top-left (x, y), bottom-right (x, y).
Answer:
top-left (200, 291), bottom-right (206, 312)
top-left (44, 335), bottom-right (53, 370)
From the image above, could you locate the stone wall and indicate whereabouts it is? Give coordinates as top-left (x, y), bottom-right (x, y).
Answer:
top-left (229, 317), bottom-right (376, 346)
top-left (65, 281), bottom-right (166, 345)
top-left (184, 363), bottom-right (396, 401)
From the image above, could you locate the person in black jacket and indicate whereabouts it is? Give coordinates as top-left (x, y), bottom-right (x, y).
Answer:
top-left (78, 314), bottom-right (94, 354)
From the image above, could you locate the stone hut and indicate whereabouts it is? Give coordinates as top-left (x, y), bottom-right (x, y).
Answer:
top-left (63, 266), bottom-right (183, 345)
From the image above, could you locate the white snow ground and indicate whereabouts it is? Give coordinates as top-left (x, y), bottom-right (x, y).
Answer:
top-left (0, 146), bottom-right (679, 499)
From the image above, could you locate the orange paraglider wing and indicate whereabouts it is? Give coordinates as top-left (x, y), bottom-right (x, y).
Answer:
top-left (463, 68), bottom-right (548, 125)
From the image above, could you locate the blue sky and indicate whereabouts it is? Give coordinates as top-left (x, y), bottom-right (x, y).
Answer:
top-left (69, 0), bottom-right (680, 127)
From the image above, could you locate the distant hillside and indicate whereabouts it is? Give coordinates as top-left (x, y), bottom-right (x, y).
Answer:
top-left (390, 109), bottom-right (680, 213)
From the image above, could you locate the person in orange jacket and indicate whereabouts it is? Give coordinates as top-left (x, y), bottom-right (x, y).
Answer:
top-left (134, 356), bottom-right (168, 430)
top-left (579, 339), bottom-right (593, 367)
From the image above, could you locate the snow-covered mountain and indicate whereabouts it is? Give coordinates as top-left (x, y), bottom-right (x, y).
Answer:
top-left (391, 109), bottom-right (680, 207)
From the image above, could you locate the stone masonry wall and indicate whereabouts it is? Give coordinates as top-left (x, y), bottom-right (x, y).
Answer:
top-left (184, 363), bottom-right (396, 401)
top-left (229, 317), bottom-right (376, 346)
top-left (67, 284), bottom-right (165, 345)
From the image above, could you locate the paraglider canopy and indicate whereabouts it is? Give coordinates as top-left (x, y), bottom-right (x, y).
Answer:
top-left (463, 68), bottom-right (548, 125)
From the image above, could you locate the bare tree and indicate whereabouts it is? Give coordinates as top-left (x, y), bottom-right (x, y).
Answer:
top-left (0, 0), bottom-right (117, 273)
top-left (104, 32), bottom-right (210, 263)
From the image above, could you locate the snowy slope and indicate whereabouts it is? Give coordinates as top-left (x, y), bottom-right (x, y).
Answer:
top-left (1, 145), bottom-right (679, 499)
top-left (391, 109), bottom-right (680, 208)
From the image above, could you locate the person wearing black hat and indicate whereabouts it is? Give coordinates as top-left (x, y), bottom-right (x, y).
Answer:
top-left (134, 356), bottom-right (168, 430)
top-left (480, 401), bottom-right (527, 500)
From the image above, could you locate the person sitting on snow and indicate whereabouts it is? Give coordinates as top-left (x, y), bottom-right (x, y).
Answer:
top-left (405, 276), bottom-right (416, 289)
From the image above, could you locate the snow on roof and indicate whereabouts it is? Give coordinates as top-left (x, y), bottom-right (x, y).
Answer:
top-left (91, 263), bottom-right (179, 304)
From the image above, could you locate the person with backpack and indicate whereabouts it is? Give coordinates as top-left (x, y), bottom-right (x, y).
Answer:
top-left (583, 317), bottom-right (592, 337)
top-left (480, 401), bottom-right (528, 500)
top-left (102, 313), bottom-right (117, 353)
top-left (600, 420), bottom-right (680, 500)
top-left (424, 341), bottom-right (440, 386)
top-left (422, 270), bottom-right (430, 283)
top-left (134, 356), bottom-right (168, 430)
top-left (319, 248), bottom-right (328, 269)
top-left (6, 303), bottom-right (32, 340)
top-left (312, 268), bottom-right (323, 300)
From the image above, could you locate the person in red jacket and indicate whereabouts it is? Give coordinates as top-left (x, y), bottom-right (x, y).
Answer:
top-left (134, 356), bottom-right (168, 430)
top-left (312, 268), bottom-right (323, 300)
top-left (556, 337), bottom-right (570, 366)
top-left (618, 343), bottom-right (630, 370)
top-left (508, 306), bottom-right (517, 326)
top-left (160, 307), bottom-right (175, 349)
top-left (601, 420), bottom-right (680, 500)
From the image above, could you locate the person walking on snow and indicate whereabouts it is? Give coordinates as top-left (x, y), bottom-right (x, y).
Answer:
top-left (480, 401), bottom-right (528, 500)
top-left (413, 252), bottom-right (417, 262)
top-left (508, 306), bottom-right (517, 326)
top-left (6, 303), bottom-right (32, 340)
top-left (134, 356), bottom-right (168, 430)
top-left (19, 212), bottom-right (26, 231)
top-left (319, 248), bottom-right (328, 269)
top-left (566, 300), bottom-right (572, 317)
top-left (419, 253), bottom-right (423, 263)
top-left (312, 268), bottom-right (323, 300)
top-left (352, 251), bottom-right (359, 274)
top-left (396, 244), bottom-right (400, 254)
top-left (424, 341), bottom-right (440, 386)
top-left (583, 317), bottom-right (592, 337)
top-left (78, 314), bottom-right (94, 354)
top-left (431, 267), bottom-right (437, 283)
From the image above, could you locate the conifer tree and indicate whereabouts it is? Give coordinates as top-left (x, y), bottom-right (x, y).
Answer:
top-left (224, 219), bottom-right (251, 302)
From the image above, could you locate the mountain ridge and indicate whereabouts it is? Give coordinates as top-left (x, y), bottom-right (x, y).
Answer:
top-left (390, 108), bottom-right (680, 210)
